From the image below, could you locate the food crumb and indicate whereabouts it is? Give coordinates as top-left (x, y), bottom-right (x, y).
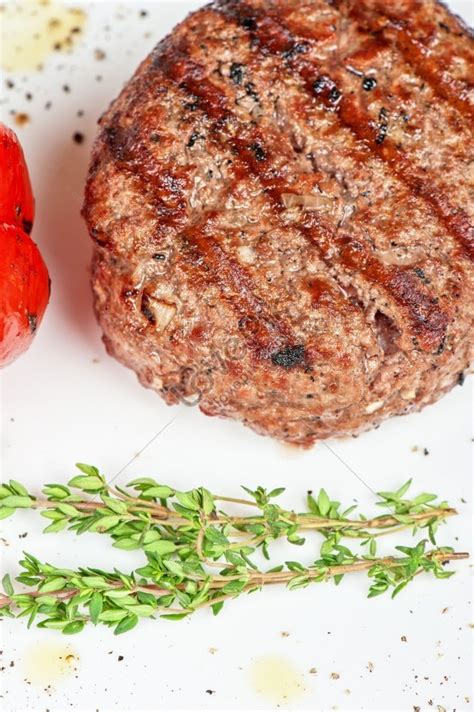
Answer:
top-left (118, 655), bottom-right (124, 662)
top-left (94, 48), bottom-right (106, 61)
top-left (367, 661), bottom-right (374, 672)
top-left (344, 689), bottom-right (351, 695)
top-left (13, 112), bottom-right (30, 127)
top-left (330, 672), bottom-right (340, 680)
top-left (280, 631), bottom-right (290, 638)
top-left (441, 607), bottom-right (448, 614)
top-left (401, 635), bottom-right (407, 642)
top-left (208, 647), bottom-right (218, 655)
top-left (205, 689), bottom-right (215, 695)
top-left (309, 667), bottom-right (317, 675)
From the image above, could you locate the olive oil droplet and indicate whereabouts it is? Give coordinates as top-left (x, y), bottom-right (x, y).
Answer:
top-left (1, 0), bottom-right (87, 73)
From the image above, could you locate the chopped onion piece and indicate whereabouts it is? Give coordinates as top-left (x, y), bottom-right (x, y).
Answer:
top-left (365, 400), bottom-right (384, 414)
top-left (149, 299), bottom-right (176, 331)
top-left (378, 249), bottom-right (424, 267)
top-left (238, 245), bottom-right (256, 264)
top-left (281, 192), bottom-right (333, 211)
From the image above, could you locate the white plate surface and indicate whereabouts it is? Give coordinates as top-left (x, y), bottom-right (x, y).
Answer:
top-left (1, 1), bottom-right (473, 710)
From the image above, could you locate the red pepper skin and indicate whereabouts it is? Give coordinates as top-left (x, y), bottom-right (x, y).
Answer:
top-left (0, 125), bottom-right (35, 234)
top-left (0, 124), bottom-right (50, 367)
top-left (0, 224), bottom-right (50, 367)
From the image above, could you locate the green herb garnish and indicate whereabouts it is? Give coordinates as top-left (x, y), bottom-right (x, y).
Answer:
top-left (0, 465), bottom-right (468, 634)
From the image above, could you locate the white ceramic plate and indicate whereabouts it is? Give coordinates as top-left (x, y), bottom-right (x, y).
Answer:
top-left (1, 1), bottom-right (472, 710)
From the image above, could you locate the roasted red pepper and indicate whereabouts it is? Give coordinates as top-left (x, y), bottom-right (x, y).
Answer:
top-left (0, 124), bottom-right (50, 367)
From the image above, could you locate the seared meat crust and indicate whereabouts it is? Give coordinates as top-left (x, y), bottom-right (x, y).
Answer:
top-left (83, 0), bottom-right (473, 446)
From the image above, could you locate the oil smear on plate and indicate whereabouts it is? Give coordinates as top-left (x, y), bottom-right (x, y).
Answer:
top-left (250, 655), bottom-right (307, 705)
top-left (0, 0), bottom-right (87, 73)
top-left (22, 642), bottom-right (78, 687)
top-left (278, 441), bottom-right (309, 459)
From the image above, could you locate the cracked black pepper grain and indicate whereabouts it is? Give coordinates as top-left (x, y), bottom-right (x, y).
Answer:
top-left (362, 76), bottom-right (377, 91)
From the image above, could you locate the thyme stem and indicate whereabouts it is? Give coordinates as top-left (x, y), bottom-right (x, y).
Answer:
top-left (24, 498), bottom-right (456, 534)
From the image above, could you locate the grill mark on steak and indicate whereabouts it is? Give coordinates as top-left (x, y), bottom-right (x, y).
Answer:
top-left (181, 213), bottom-right (307, 361)
top-left (246, 41), bottom-right (462, 287)
top-left (101, 92), bottom-right (307, 367)
top-left (278, 0), bottom-right (474, 118)
top-left (154, 41), bottom-right (449, 352)
top-left (214, 0), bottom-right (474, 261)
top-left (307, 217), bottom-right (449, 351)
top-left (333, 98), bottom-right (474, 260)
top-left (340, 34), bottom-right (393, 68)
top-left (103, 123), bottom-right (191, 238)
top-left (344, 0), bottom-right (474, 119)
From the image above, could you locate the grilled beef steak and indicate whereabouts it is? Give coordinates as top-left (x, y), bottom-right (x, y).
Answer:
top-left (83, 0), bottom-right (473, 446)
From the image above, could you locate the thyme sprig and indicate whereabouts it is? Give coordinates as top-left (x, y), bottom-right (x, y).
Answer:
top-left (0, 464), bottom-right (468, 635)
top-left (0, 545), bottom-right (467, 635)
top-left (0, 464), bottom-right (457, 558)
